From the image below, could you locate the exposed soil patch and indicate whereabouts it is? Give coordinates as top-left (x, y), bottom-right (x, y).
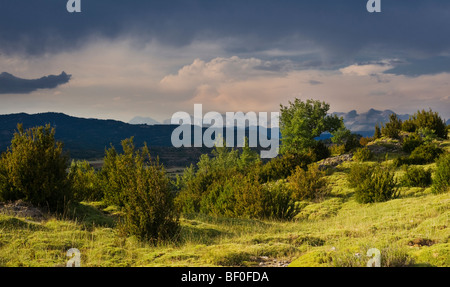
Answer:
top-left (408, 238), bottom-right (435, 247)
top-left (0, 200), bottom-right (47, 221)
top-left (253, 256), bottom-right (290, 267)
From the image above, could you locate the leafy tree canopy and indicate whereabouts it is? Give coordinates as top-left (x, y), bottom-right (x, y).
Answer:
top-left (279, 99), bottom-right (343, 155)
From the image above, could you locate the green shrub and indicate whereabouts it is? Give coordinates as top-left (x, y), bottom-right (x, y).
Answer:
top-left (100, 143), bottom-right (125, 207)
top-left (359, 137), bottom-right (373, 146)
top-left (401, 166), bottom-right (432, 187)
top-left (0, 124), bottom-right (72, 212)
top-left (199, 173), bottom-right (266, 219)
top-left (344, 134), bottom-right (362, 152)
top-left (262, 181), bottom-right (297, 220)
top-left (353, 147), bottom-right (373, 162)
top-left (402, 120), bottom-right (417, 133)
top-left (175, 143), bottom-right (271, 218)
top-left (237, 138), bottom-right (261, 169)
top-left (287, 164), bottom-right (329, 201)
top-left (102, 138), bottom-right (180, 242)
top-left (189, 168), bottom-right (297, 220)
top-left (347, 163), bottom-right (373, 189)
top-left (175, 144), bottom-right (257, 214)
top-left (417, 128), bottom-right (438, 143)
top-left (409, 143), bottom-right (443, 164)
top-left (405, 109), bottom-right (447, 139)
top-left (432, 153), bottom-right (450, 194)
top-left (417, 127), bottom-right (438, 143)
top-left (309, 141), bottom-right (330, 162)
top-left (402, 133), bottom-right (423, 153)
top-left (329, 144), bottom-right (346, 156)
top-left (258, 152), bottom-right (312, 182)
top-left (230, 174), bottom-right (266, 218)
top-left (393, 156), bottom-right (409, 167)
top-left (119, 159), bottom-right (179, 243)
top-left (175, 162), bottom-right (230, 214)
top-left (394, 143), bottom-right (444, 167)
top-left (68, 160), bottom-right (102, 202)
top-left (348, 163), bottom-right (399, 204)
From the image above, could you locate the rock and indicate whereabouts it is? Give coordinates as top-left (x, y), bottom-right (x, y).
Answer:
top-left (256, 257), bottom-right (290, 267)
top-left (319, 154), bottom-right (353, 170)
top-left (0, 200), bottom-right (46, 221)
top-left (366, 141), bottom-right (402, 155)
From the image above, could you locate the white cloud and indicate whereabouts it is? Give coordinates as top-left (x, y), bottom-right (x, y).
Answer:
top-left (158, 56), bottom-right (450, 120)
top-left (0, 42), bottom-right (449, 123)
top-left (339, 60), bottom-right (395, 76)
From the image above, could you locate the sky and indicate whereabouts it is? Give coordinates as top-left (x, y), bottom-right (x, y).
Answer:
top-left (0, 0), bottom-right (449, 123)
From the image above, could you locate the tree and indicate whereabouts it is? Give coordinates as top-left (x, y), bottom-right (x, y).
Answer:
top-left (331, 127), bottom-right (352, 146)
top-left (406, 109), bottom-right (447, 139)
top-left (331, 126), bottom-right (362, 152)
top-left (0, 124), bottom-right (72, 212)
top-left (279, 99), bottom-right (343, 155)
top-left (381, 113), bottom-right (402, 139)
top-left (374, 124), bottom-right (381, 139)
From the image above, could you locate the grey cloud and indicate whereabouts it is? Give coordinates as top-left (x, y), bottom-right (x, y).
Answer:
top-left (0, 72), bottom-right (71, 94)
top-left (1, 0), bottom-right (450, 64)
top-left (253, 60), bottom-right (295, 72)
top-left (309, 80), bottom-right (323, 86)
top-left (384, 56), bottom-right (450, 76)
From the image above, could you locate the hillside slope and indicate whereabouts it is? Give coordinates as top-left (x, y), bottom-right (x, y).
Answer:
top-left (0, 138), bottom-right (448, 267)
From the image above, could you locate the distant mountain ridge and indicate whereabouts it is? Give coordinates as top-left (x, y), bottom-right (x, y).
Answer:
top-left (331, 108), bottom-right (411, 137)
top-left (129, 116), bottom-right (160, 125)
top-left (136, 109), bottom-right (417, 135)
top-left (0, 112), bottom-right (177, 159)
top-left (0, 112), bottom-right (275, 165)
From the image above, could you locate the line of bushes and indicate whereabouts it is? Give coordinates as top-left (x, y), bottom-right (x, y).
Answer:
top-left (174, 139), bottom-right (333, 220)
top-left (0, 124), bottom-right (180, 243)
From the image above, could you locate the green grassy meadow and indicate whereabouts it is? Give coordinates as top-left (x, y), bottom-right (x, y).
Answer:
top-left (1, 139), bottom-right (448, 267)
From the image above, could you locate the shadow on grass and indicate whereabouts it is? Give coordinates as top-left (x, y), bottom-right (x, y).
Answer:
top-left (183, 213), bottom-right (270, 230)
top-left (178, 225), bottom-right (226, 245)
top-left (64, 202), bottom-right (116, 229)
top-left (0, 216), bottom-right (47, 231)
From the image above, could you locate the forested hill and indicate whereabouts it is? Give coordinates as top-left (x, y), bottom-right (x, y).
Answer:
top-left (0, 112), bottom-right (272, 166)
top-left (0, 112), bottom-right (179, 160)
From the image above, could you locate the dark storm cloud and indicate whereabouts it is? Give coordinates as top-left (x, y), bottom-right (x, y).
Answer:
top-left (384, 57), bottom-right (450, 76)
top-left (0, 1), bottom-right (449, 62)
top-left (0, 71), bottom-right (71, 94)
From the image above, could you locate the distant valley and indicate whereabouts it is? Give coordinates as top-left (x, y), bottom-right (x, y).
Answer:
top-left (0, 109), bottom-right (425, 167)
